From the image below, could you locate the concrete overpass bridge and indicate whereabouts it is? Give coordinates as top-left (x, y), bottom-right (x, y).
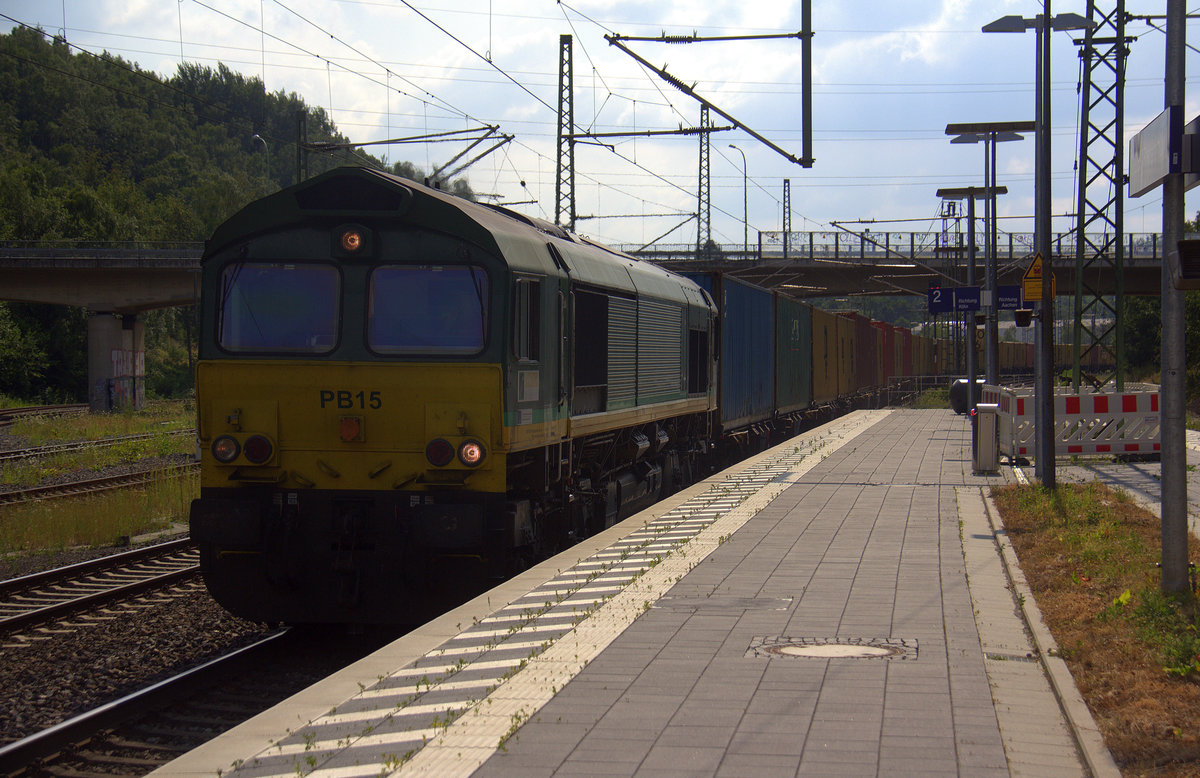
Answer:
top-left (0, 232), bottom-right (1168, 409)
top-left (617, 230), bottom-right (1168, 298)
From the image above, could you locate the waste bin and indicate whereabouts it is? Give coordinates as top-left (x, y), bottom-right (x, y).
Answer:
top-left (973, 403), bottom-right (999, 473)
top-left (949, 378), bottom-right (985, 415)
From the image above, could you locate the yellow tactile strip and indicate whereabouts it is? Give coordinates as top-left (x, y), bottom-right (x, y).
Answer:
top-left (225, 410), bottom-right (889, 777)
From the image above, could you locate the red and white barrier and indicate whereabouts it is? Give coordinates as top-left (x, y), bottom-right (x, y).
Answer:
top-left (983, 384), bottom-right (1160, 460)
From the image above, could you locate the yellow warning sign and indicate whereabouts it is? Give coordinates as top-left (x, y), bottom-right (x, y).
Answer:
top-left (1022, 253), bottom-right (1043, 301)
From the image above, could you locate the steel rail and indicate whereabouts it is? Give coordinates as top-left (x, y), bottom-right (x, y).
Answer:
top-left (0, 429), bottom-right (193, 464)
top-left (0, 462), bottom-right (197, 506)
top-left (0, 404), bottom-right (88, 429)
top-left (0, 562), bottom-right (200, 634)
top-left (0, 629), bottom-right (290, 774)
top-left (0, 538), bottom-right (194, 597)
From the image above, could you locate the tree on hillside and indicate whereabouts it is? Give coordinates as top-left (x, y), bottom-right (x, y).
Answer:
top-left (0, 25), bottom-right (477, 401)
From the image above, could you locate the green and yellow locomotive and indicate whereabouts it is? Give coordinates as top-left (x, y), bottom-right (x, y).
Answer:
top-left (190, 167), bottom-right (717, 624)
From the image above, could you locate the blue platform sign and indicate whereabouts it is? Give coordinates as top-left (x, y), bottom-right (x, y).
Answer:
top-left (955, 286), bottom-right (981, 311)
top-left (928, 283), bottom-right (952, 314)
top-left (997, 285), bottom-right (1022, 310)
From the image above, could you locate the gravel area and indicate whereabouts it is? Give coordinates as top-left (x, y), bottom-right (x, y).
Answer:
top-left (0, 586), bottom-right (272, 744)
top-left (0, 433), bottom-right (274, 746)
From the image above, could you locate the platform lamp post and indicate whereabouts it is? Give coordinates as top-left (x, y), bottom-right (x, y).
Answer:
top-left (729, 144), bottom-right (748, 259)
top-left (937, 186), bottom-right (1006, 423)
top-left (946, 122), bottom-right (1033, 385)
top-left (983, 7), bottom-right (1093, 489)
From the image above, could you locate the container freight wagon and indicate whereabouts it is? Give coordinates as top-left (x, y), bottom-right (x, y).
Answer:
top-left (774, 292), bottom-right (813, 416)
top-left (899, 328), bottom-right (914, 377)
top-left (936, 338), bottom-right (954, 376)
top-left (913, 334), bottom-right (935, 375)
top-left (872, 321), bottom-right (896, 384)
top-left (835, 313), bottom-right (855, 396)
top-left (811, 306), bottom-right (840, 404)
top-left (684, 272), bottom-right (775, 433)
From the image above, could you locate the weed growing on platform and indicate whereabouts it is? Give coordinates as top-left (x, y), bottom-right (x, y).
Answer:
top-left (991, 481), bottom-right (1200, 774)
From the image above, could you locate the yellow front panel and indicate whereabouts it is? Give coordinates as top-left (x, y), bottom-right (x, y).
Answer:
top-left (197, 360), bottom-right (505, 493)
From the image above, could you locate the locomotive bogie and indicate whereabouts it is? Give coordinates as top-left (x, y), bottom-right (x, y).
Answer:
top-left (192, 485), bottom-right (521, 624)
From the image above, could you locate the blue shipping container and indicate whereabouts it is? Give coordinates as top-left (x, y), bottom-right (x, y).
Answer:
top-left (684, 272), bottom-right (775, 431)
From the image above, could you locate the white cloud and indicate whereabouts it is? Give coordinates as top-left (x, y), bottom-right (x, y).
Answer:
top-left (3, 0), bottom-right (1198, 241)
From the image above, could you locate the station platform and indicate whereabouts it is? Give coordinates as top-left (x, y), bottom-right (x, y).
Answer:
top-left (158, 409), bottom-right (1119, 777)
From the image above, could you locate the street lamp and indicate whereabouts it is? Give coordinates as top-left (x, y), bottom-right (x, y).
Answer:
top-left (983, 6), bottom-right (1093, 489)
top-left (946, 121), bottom-right (1033, 386)
top-left (937, 185), bottom-right (1007, 422)
top-left (729, 144), bottom-right (748, 258)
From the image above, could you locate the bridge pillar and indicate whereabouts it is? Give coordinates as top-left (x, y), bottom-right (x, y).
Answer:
top-left (87, 312), bottom-right (145, 412)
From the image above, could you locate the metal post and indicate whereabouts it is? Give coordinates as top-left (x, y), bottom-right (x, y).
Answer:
top-left (782, 179), bottom-right (791, 260)
top-left (1035, 4), bottom-right (1056, 488)
top-left (967, 195), bottom-right (978, 416)
top-left (1161, 0), bottom-right (1188, 593)
top-left (986, 134), bottom-right (999, 384)
top-left (697, 105), bottom-right (711, 258)
top-left (729, 144), bottom-right (748, 258)
top-left (555, 34), bottom-right (576, 231)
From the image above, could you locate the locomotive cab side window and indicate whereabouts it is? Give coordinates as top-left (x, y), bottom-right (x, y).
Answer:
top-left (368, 264), bottom-right (489, 355)
top-left (512, 277), bottom-right (541, 362)
top-left (217, 262), bottom-right (339, 353)
top-left (687, 329), bottom-right (709, 394)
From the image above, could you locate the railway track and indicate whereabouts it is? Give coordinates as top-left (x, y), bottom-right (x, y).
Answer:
top-left (0, 626), bottom-right (404, 777)
top-left (0, 462), bottom-right (198, 506)
top-left (0, 404), bottom-right (89, 430)
top-left (0, 629), bottom-right (291, 776)
top-left (0, 538), bottom-right (199, 635)
top-left (0, 429), bottom-right (193, 465)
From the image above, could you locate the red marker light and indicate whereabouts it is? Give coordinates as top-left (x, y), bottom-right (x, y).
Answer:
top-left (243, 435), bottom-right (274, 463)
top-left (426, 438), bottom-right (454, 467)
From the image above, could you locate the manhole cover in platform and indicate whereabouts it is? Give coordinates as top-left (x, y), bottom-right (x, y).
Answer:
top-left (746, 636), bottom-right (917, 660)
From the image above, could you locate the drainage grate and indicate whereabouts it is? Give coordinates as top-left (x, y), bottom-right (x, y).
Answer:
top-left (746, 635), bottom-right (918, 660)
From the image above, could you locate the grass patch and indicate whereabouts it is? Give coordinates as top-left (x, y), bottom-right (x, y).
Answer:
top-left (0, 394), bottom-right (33, 410)
top-left (907, 387), bottom-right (950, 409)
top-left (1, 400), bottom-right (195, 489)
top-left (992, 482), bottom-right (1200, 774)
top-left (0, 467), bottom-right (196, 554)
top-left (1, 435), bottom-right (193, 488)
top-left (7, 399), bottom-right (193, 444)
top-left (0, 400), bottom-right (198, 555)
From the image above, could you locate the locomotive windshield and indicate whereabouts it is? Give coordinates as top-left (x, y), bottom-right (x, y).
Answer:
top-left (368, 264), bottom-right (489, 355)
top-left (217, 262), bottom-right (339, 353)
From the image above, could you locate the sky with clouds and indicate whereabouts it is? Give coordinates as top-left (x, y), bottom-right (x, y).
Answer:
top-left (3, 0), bottom-right (1198, 249)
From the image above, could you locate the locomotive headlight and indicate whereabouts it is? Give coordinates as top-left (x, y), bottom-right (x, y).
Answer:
top-left (426, 438), bottom-right (455, 467)
top-left (212, 435), bottom-right (240, 463)
top-left (457, 439), bottom-right (486, 467)
top-left (243, 435), bottom-right (274, 464)
top-left (340, 228), bottom-right (363, 253)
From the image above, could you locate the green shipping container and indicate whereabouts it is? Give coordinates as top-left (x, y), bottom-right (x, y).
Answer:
top-left (774, 293), bottom-right (813, 414)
